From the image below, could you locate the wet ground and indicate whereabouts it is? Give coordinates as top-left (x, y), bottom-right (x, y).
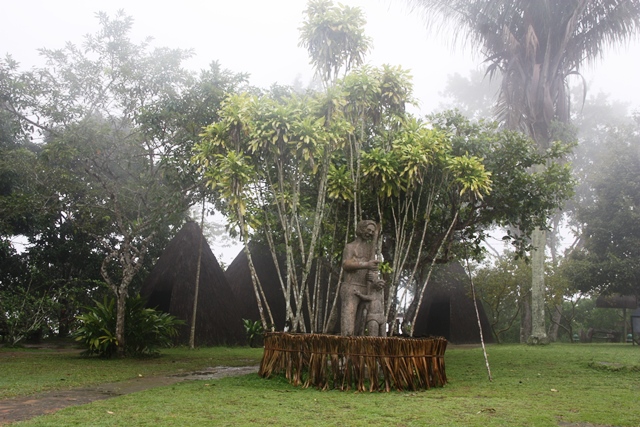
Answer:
top-left (0, 365), bottom-right (259, 425)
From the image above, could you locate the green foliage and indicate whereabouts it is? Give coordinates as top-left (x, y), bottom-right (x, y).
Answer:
top-left (406, 0), bottom-right (639, 344)
top-left (0, 286), bottom-right (55, 346)
top-left (195, 63), bottom-right (574, 334)
top-left (474, 250), bottom-right (633, 343)
top-left (565, 119), bottom-right (640, 296)
top-left (194, 83), bottom-right (356, 333)
top-left (1, 12), bottom-right (247, 354)
top-left (242, 319), bottom-right (264, 348)
top-left (378, 261), bottom-right (393, 275)
top-left (473, 254), bottom-right (530, 343)
top-left (429, 111), bottom-right (574, 254)
top-left (408, 0), bottom-right (640, 145)
top-left (73, 297), bottom-right (118, 358)
top-left (299, 0), bottom-right (371, 87)
top-left (327, 163), bottom-right (354, 201)
top-left (73, 295), bottom-right (183, 358)
top-left (446, 154), bottom-right (492, 199)
top-left (570, 297), bottom-right (627, 334)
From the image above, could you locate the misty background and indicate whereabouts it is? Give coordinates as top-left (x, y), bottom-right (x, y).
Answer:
top-left (3, 0), bottom-right (639, 264)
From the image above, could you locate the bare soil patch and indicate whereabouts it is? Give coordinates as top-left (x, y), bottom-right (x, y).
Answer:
top-left (0, 365), bottom-right (258, 425)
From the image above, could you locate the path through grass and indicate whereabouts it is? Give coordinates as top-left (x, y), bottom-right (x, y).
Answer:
top-left (3, 343), bottom-right (639, 426)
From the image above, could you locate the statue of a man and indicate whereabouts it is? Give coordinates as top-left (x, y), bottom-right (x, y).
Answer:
top-left (340, 220), bottom-right (379, 336)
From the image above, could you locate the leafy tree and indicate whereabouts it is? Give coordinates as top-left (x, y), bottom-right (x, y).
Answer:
top-left (565, 116), bottom-right (640, 297)
top-left (473, 254), bottom-right (528, 343)
top-left (438, 69), bottom-right (500, 120)
top-left (194, 2), bottom-right (574, 335)
top-left (195, 90), bottom-right (350, 331)
top-left (473, 251), bottom-right (588, 343)
top-left (396, 112), bottom-right (573, 333)
top-left (564, 92), bottom-right (635, 248)
top-left (544, 259), bottom-right (582, 341)
top-left (403, 0), bottom-right (640, 344)
top-left (579, 298), bottom-right (626, 333)
top-left (299, 0), bottom-right (371, 88)
top-left (194, 86), bottom-right (573, 335)
top-left (0, 12), bottom-right (246, 355)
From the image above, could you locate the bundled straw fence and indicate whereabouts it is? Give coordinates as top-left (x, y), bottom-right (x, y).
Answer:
top-left (259, 333), bottom-right (447, 392)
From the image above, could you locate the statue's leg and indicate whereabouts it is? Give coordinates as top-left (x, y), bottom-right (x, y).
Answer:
top-left (366, 319), bottom-right (379, 337)
top-left (340, 284), bottom-right (356, 336)
top-left (366, 313), bottom-right (387, 338)
top-left (355, 302), bottom-right (368, 336)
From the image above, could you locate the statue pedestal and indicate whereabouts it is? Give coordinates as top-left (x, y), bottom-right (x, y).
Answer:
top-left (259, 333), bottom-right (447, 392)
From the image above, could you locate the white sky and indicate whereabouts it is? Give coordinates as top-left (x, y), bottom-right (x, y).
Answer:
top-left (4, 0), bottom-right (639, 113)
top-left (3, 0), bottom-right (639, 263)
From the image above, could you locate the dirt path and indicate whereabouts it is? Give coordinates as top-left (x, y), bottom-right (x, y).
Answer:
top-left (0, 365), bottom-right (259, 425)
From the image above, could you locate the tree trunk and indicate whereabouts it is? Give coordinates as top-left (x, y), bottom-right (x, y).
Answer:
top-left (520, 295), bottom-right (532, 344)
top-left (115, 287), bottom-right (127, 357)
top-left (528, 227), bottom-right (549, 345)
top-left (548, 304), bottom-right (562, 342)
top-left (189, 203), bottom-right (206, 349)
top-left (58, 299), bottom-right (70, 338)
top-left (239, 211), bottom-right (273, 330)
top-left (189, 239), bottom-right (203, 348)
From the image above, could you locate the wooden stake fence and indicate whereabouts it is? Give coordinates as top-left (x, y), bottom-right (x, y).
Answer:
top-left (259, 333), bottom-right (447, 392)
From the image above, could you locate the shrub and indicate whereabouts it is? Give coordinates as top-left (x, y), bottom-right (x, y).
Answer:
top-left (0, 288), bottom-right (56, 346)
top-left (243, 319), bottom-right (264, 348)
top-left (73, 295), bottom-right (183, 358)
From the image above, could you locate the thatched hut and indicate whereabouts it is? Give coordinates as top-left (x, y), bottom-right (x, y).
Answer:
top-left (225, 242), bottom-right (338, 333)
top-left (224, 242), bottom-right (289, 330)
top-left (412, 262), bottom-right (494, 344)
top-left (226, 244), bottom-right (492, 343)
top-left (140, 221), bottom-right (245, 346)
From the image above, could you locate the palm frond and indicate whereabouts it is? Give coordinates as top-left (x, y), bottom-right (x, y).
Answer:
top-left (404, 0), bottom-right (640, 144)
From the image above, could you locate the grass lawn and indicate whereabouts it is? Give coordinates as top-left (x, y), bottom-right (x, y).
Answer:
top-left (0, 345), bottom-right (264, 399)
top-left (2, 343), bottom-right (639, 426)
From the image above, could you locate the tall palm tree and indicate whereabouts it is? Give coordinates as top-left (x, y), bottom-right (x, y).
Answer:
top-left (403, 0), bottom-right (640, 343)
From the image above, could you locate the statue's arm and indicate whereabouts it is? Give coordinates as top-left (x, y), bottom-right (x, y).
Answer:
top-left (342, 244), bottom-right (379, 271)
top-left (354, 290), bottom-right (373, 302)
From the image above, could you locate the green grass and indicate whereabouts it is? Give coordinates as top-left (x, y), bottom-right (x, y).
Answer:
top-left (0, 345), bottom-right (263, 399)
top-left (3, 343), bottom-right (640, 426)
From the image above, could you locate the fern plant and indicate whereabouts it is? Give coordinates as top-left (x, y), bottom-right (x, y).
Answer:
top-left (73, 295), bottom-right (183, 358)
top-left (243, 318), bottom-right (264, 348)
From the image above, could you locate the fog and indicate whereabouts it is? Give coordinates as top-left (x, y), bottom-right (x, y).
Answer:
top-left (3, 1), bottom-right (638, 114)
top-left (3, 0), bottom-right (639, 263)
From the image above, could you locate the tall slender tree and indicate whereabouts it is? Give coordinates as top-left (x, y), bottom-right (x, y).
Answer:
top-left (403, 0), bottom-right (640, 343)
top-left (299, 0), bottom-right (371, 89)
top-left (0, 12), bottom-right (247, 355)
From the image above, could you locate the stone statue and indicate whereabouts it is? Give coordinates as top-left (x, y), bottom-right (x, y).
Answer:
top-left (340, 220), bottom-right (381, 336)
top-left (354, 278), bottom-right (387, 337)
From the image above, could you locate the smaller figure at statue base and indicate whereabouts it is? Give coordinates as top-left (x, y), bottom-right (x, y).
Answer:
top-left (354, 275), bottom-right (387, 337)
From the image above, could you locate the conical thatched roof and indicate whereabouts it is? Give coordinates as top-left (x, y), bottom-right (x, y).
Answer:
top-left (225, 242), bottom-right (338, 333)
top-left (224, 242), bottom-right (288, 330)
top-left (140, 221), bottom-right (245, 346)
top-left (412, 262), bottom-right (494, 344)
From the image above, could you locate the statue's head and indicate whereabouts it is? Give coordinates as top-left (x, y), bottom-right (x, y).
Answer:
top-left (355, 220), bottom-right (377, 241)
